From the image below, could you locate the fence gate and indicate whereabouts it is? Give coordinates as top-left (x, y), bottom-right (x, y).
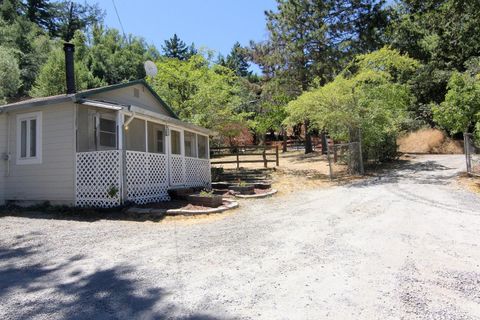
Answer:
top-left (327, 141), bottom-right (364, 179)
top-left (464, 133), bottom-right (480, 176)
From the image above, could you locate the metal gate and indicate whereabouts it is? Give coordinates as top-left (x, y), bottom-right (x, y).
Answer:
top-left (464, 133), bottom-right (480, 176)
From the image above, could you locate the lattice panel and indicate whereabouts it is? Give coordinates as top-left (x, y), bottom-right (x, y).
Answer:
top-left (185, 157), bottom-right (211, 188)
top-left (125, 151), bottom-right (170, 204)
top-left (170, 155), bottom-right (185, 185)
top-left (75, 151), bottom-right (122, 208)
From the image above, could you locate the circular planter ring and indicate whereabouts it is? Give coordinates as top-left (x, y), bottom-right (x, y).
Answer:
top-left (234, 189), bottom-right (278, 199)
top-left (166, 199), bottom-right (239, 215)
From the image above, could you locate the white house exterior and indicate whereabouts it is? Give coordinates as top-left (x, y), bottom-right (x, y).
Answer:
top-left (0, 80), bottom-right (212, 208)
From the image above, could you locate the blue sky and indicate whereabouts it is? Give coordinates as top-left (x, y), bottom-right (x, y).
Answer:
top-left (88, 0), bottom-right (277, 58)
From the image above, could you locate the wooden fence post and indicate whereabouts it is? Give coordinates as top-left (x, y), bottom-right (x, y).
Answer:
top-left (263, 148), bottom-right (267, 168)
top-left (275, 145), bottom-right (279, 166)
top-left (236, 151), bottom-right (240, 170)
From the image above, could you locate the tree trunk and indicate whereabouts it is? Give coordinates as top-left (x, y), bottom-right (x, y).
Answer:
top-left (321, 131), bottom-right (328, 154)
top-left (304, 120), bottom-right (313, 154)
top-left (282, 126), bottom-right (287, 153)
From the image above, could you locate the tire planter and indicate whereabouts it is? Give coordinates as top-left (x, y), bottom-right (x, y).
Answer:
top-left (229, 184), bottom-right (255, 195)
top-left (168, 188), bottom-right (194, 200)
top-left (187, 194), bottom-right (223, 208)
top-left (211, 182), bottom-right (231, 189)
top-left (254, 182), bottom-right (272, 190)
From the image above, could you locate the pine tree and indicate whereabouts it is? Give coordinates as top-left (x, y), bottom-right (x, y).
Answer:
top-left (162, 34), bottom-right (196, 60)
top-left (223, 42), bottom-right (250, 77)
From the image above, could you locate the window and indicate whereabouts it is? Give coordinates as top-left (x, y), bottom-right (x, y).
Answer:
top-left (147, 122), bottom-right (165, 153)
top-left (171, 130), bottom-right (181, 155)
top-left (17, 112), bottom-right (42, 164)
top-left (99, 117), bottom-right (116, 148)
top-left (184, 131), bottom-right (196, 157)
top-left (197, 135), bottom-right (208, 159)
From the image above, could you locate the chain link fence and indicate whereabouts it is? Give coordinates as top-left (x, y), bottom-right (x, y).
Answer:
top-left (464, 133), bottom-right (480, 176)
top-left (327, 141), bottom-right (364, 179)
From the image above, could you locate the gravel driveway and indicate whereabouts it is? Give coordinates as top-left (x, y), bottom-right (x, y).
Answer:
top-left (1, 155), bottom-right (480, 320)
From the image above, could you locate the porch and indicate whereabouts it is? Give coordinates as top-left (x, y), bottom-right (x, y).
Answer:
top-left (74, 103), bottom-right (211, 207)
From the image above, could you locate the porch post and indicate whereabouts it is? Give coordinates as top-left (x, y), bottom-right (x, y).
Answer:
top-left (117, 111), bottom-right (127, 204)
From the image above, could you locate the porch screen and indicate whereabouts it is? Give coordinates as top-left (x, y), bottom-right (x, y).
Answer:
top-left (197, 135), bottom-right (208, 159)
top-left (171, 130), bottom-right (181, 155)
top-left (147, 122), bottom-right (165, 153)
top-left (125, 118), bottom-right (146, 152)
top-left (184, 131), bottom-right (197, 157)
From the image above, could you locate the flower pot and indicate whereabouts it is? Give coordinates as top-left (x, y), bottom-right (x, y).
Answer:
top-left (229, 184), bottom-right (255, 195)
top-left (187, 194), bottom-right (223, 208)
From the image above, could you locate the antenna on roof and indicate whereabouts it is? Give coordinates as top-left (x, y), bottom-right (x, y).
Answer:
top-left (144, 60), bottom-right (158, 77)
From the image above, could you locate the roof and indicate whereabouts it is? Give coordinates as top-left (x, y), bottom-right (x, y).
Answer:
top-left (0, 79), bottom-right (214, 135)
top-left (0, 79), bottom-right (178, 119)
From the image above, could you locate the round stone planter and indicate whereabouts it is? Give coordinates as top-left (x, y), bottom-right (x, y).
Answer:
top-left (187, 194), bottom-right (223, 208)
top-left (229, 184), bottom-right (255, 195)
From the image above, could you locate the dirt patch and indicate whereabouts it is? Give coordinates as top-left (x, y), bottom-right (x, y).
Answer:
top-left (398, 128), bottom-right (463, 154)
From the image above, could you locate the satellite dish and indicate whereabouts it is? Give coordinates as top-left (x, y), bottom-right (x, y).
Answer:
top-left (144, 60), bottom-right (158, 77)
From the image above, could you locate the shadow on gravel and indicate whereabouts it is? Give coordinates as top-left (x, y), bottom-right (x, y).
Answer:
top-left (348, 160), bottom-right (457, 188)
top-left (0, 233), bottom-right (229, 320)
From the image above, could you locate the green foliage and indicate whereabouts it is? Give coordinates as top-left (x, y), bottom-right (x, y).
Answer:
top-left (148, 54), bottom-right (249, 134)
top-left (387, 0), bottom-right (480, 123)
top-left (286, 48), bottom-right (417, 162)
top-left (87, 26), bottom-right (158, 85)
top-left (162, 33), bottom-right (196, 61)
top-left (30, 45), bottom-right (104, 97)
top-left (0, 46), bottom-right (21, 104)
top-left (432, 71), bottom-right (480, 136)
top-left (218, 42), bottom-right (250, 77)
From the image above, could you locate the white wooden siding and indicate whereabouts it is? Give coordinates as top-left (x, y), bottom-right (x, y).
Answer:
top-left (5, 102), bottom-right (75, 204)
top-left (0, 113), bottom-right (6, 205)
top-left (89, 84), bottom-right (171, 116)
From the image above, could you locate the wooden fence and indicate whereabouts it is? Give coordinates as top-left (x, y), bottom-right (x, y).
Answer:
top-left (210, 145), bottom-right (279, 169)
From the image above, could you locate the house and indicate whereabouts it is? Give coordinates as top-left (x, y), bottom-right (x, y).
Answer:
top-left (0, 43), bottom-right (212, 208)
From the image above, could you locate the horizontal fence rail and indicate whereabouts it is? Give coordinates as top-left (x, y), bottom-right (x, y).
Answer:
top-left (210, 145), bottom-right (279, 169)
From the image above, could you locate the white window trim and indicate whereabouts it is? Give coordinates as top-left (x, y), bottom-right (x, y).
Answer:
top-left (16, 111), bottom-right (42, 165)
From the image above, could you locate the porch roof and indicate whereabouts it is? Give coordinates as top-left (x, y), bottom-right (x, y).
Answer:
top-left (77, 99), bottom-right (214, 136)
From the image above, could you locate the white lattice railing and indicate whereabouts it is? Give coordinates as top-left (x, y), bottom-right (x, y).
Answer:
top-left (75, 150), bottom-right (122, 208)
top-left (76, 151), bottom-right (212, 208)
top-left (170, 154), bottom-right (185, 185)
top-left (185, 157), bottom-right (211, 188)
top-left (125, 151), bottom-right (170, 204)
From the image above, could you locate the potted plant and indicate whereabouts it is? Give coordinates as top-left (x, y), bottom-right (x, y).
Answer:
top-left (229, 180), bottom-right (255, 195)
top-left (187, 190), bottom-right (223, 208)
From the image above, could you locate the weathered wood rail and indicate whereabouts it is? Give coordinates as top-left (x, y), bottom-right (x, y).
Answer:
top-left (210, 145), bottom-right (279, 169)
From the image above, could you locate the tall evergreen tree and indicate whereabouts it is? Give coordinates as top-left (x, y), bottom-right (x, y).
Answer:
top-left (49, 0), bottom-right (104, 41)
top-left (22, 0), bottom-right (54, 31)
top-left (221, 42), bottom-right (250, 77)
top-left (162, 33), bottom-right (196, 60)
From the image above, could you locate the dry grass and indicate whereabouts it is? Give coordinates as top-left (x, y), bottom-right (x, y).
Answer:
top-left (456, 173), bottom-right (480, 194)
top-left (397, 128), bottom-right (463, 154)
top-left (213, 150), bottom-right (359, 194)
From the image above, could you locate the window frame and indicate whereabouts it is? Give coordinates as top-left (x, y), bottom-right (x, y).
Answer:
top-left (97, 114), bottom-right (117, 150)
top-left (16, 111), bottom-right (42, 165)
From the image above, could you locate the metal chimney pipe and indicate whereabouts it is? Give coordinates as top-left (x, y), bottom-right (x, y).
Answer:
top-left (63, 42), bottom-right (76, 94)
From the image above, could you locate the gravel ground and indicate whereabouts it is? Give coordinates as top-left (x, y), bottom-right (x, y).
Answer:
top-left (1, 155), bottom-right (480, 320)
